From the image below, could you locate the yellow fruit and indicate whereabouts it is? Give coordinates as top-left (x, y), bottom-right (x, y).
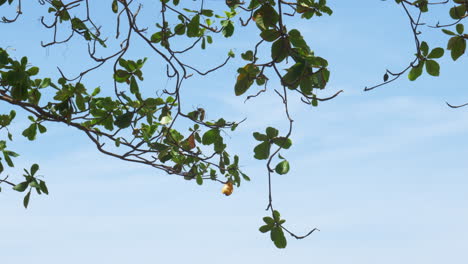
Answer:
top-left (221, 182), bottom-right (233, 196)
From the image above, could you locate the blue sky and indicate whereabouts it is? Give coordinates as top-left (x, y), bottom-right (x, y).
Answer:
top-left (1, 1), bottom-right (468, 263)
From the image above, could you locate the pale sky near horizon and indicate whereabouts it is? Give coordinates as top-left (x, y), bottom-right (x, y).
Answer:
top-left (1, 1), bottom-right (468, 264)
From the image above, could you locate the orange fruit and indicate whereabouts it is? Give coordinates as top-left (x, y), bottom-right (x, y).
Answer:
top-left (221, 182), bottom-right (233, 196)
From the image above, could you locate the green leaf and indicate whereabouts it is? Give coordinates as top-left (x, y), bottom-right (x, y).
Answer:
top-left (260, 29), bottom-right (281, 42)
top-left (221, 20), bottom-right (234, 37)
top-left (201, 9), bottom-right (214, 17)
top-left (111, 0), bottom-right (118, 13)
top-left (449, 5), bottom-right (466, 20)
top-left (282, 63), bottom-right (305, 89)
top-left (75, 93), bottom-right (85, 111)
top-left (456, 23), bottom-right (464, 34)
top-left (253, 4), bottom-right (279, 29)
top-left (447, 36), bottom-right (457, 50)
top-left (256, 74), bottom-right (267, 86)
top-left (241, 50), bottom-right (254, 61)
top-left (270, 227), bottom-right (287, 248)
top-left (196, 174), bottom-right (203, 185)
top-left (150, 32), bottom-right (162, 43)
top-left (417, 0), bottom-right (428, 12)
top-left (21, 123), bottom-right (37, 140)
top-left (202, 129), bottom-right (219, 145)
top-left (27, 67), bottom-right (39, 76)
top-left (9, 110), bottom-right (16, 120)
top-left (408, 62), bottom-right (424, 81)
top-left (71, 18), bottom-right (87, 31)
top-left (241, 172), bottom-right (251, 181)
top-left (273, 210), bottom-right (281, 221)
top-left (29, 181), bottom-right (40, 189)
top-left (263, 216), bottom-right (275, 226)
top-left (130, 76), bottom-right (139, 95)
top-left (31, 164), bottom-right (39, 176)
top-left (254, 141), bottom-right (271, 160)
top-left (3, 151), bottom-right (15, 167)
top-left (37, 124), bottom-right (47, 134)
top-left (114, 112), bottom-right (134, 129)
top-left (425, 60), bottom-right (440, 76)
top-left (39, 180), bottom-right (49, 195)
top-left (248, 0), bottom-right (260, 9)
top-left (270, 226), bottom-right (280, 241)
top-left (275, 160), bottom-right (290, 175)
top-left (420, 41), bottom-right (429, 56)
top-left (21, 56), bottom-right (28, 66)
top-left (427, 48), bottom-right (444, 59)
top-left (253, 132), bottom-right (268, 141)
top-left (442, 29), bottom-right (456, 36)
top-left (271, 38), bottom-right (289, 63)
top-left (114, 70), bottom-right (130, 83)
top-left (0, 50), bottom-right (8, 65)
top-left (145, 98), bottom-right (165, 107)
top-left (174, 24), bottom-right (186, 35)
top-left (259, 225), bottom-right (272, 233)
top-left (187, 14), bottom-right (200, 37)
top-left (234, 73), bottom-right (254, 96)
top-left (11, 79), bottom-right (29, 101)
top-left (272, 137), bottom-right (292, 149)
top-left (13, 182), bottom-right (29, 192)
top-left (265, 127), bottom-right (279, 138)
top-left (6, 150), bottom-right (19, 158)
top-left (92, 87), bottom-right (101, 96)
top-left (450, 37), bottom-right (466, 61)
top-left (23, 191), bottom-right (31, 208)
top-left (288, 29), bottom-right (309, 51)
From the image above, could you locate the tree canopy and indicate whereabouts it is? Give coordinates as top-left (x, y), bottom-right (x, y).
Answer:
top-left (0, 0), bottom-right (466, 248)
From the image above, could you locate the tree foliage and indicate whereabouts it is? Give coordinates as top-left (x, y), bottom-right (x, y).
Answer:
top-left (0, 0), bottom-right (466, 248)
